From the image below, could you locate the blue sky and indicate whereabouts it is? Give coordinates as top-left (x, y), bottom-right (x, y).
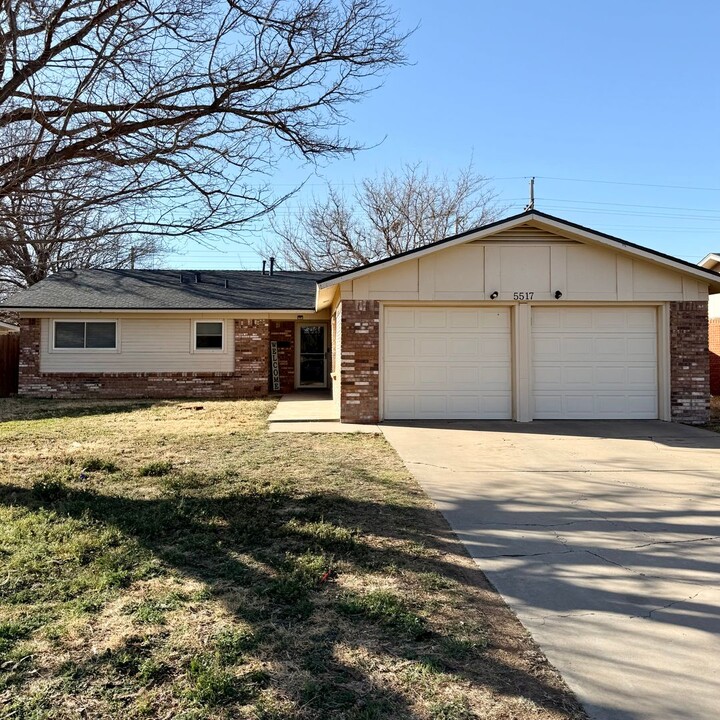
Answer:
top-left (165, 0), bottom-right (720, 269)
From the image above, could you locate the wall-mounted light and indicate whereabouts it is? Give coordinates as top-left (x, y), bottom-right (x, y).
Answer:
top-left (554, 290), bottom-right (563, 299)
top-left (490, 291), bottom-right (499, 300)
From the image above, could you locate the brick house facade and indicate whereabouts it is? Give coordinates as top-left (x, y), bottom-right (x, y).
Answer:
top-left (5, 212), bottom-right (719, 423)
top-left (18, 318), bottom-right (272, 399)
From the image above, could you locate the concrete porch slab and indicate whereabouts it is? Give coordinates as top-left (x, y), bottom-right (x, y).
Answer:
top-left (267, 392), bottom-right (380, 433)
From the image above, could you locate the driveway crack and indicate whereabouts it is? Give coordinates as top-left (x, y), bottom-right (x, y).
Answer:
top-left (629, 536), bottom-right (720, 549)
top-left (645, 593), bottom-right (700, 619)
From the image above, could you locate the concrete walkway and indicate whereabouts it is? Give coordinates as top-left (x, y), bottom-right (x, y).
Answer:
top-left (381, 420), bottom-right (720, 720)
top-left (267, 392), bottom-right (380, 433)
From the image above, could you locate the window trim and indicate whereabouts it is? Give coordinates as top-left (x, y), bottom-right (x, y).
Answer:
top-left (192, 319), bottom-right (225, 353)
top-left (51, 319), bottom-right (120, 353)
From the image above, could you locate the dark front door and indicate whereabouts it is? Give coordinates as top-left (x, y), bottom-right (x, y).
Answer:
top-left (298, 324), bottom-right (327, 387)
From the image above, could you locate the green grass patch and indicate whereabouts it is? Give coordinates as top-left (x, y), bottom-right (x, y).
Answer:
top-left (337, 589), bottom-right (429, 639)
top-left (138, 460), bottom-right (173, 477)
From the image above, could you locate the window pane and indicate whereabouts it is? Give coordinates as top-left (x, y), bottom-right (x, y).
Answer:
top-left (196, 322), bottom-right (223, 349)
top-left (86, 322), bottom-right (116, 349)
top-left (55, 322), bottom-right (85, 348)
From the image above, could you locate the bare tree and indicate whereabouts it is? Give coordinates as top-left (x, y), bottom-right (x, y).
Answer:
top-left (268, 163), bottom-right (504, 270)
top-left (0, 162), bottom-right (163, 293)
top-left (0, 0), bottom-right (408, 291)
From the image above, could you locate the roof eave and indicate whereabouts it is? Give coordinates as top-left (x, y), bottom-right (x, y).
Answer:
top-left (5, 306), bottom-right (319, 313)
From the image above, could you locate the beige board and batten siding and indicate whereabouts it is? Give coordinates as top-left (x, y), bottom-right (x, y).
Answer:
top-left (343, 225), bottom-right (709, 303)
top-left (40, 315), bottom-right (234, 373)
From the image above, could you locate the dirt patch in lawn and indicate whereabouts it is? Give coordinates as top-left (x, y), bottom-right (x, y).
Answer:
top-left (0, 398), bottom-right (586, 719)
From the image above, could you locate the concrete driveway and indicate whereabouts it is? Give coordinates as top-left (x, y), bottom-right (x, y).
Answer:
top-left (381, 420), bottom-right (720, 720)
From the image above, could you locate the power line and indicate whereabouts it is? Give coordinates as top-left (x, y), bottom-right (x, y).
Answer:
top-left (536, 197), bottom-right (720, 214)
top-left (534, 176), bottom-right (720, 192)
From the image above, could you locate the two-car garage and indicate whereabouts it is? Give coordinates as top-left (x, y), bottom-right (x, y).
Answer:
top-left (318, 211), bottom-right (716, 426)
top-left (383, 305), bottom-right (658, 421)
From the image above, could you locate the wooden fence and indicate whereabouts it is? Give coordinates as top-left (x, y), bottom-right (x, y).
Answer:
top-left (0, 334), bottom-right (19, 397)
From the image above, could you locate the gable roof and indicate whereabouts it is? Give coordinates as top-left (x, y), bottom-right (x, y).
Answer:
top-left (1, 269), bottom-right (326, 311)
top-left (317, 210), bottom-right (720, 291)
top-left (699, 253), bottom-right (720, 272)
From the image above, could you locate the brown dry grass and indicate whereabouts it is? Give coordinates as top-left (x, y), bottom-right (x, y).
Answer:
top-left (0, 398), bottom-right (586, 719)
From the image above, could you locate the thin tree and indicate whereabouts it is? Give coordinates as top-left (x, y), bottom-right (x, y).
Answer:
top-left (0, 0), bottom-right (408, 291)
top-left (268, 162), bottom-right (504, 271)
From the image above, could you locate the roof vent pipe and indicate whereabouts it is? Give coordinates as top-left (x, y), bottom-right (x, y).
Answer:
top-left (269, 257), bottom-right (275, 276)
top-left (262, 260), bottom-right (266, 275)
top-left (194, 273), bottom-right (201, 283)
top-left (224, 278), bottom-right (229, 289)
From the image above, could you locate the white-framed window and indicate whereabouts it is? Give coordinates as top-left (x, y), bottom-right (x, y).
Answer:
top-left (52, 320), bottom-right (118, 351)
top-left (194, 320), bottom-right (224, 352)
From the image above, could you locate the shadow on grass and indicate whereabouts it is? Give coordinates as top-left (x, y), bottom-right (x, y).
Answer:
top-left (0, 398), bottom-right (171, 423)
top-left (0, 477), bottom-right (587, 719)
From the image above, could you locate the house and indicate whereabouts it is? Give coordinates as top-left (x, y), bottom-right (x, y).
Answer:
top-left (698, 252), bottom-right (720, 395)
top-left (2, 210), bottom-right (719, 424)
top-left (0, 321), bottom-right (19, 335)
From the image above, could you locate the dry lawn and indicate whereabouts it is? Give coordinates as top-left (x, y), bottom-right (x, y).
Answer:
top-left (0, 398), bottom-right (586, 719)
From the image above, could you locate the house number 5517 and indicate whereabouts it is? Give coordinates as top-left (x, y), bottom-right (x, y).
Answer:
top-left (513, 292), bottom-right (534, 300)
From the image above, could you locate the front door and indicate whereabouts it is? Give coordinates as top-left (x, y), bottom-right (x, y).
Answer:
top-left (297, 324), bottom-right (327, 388)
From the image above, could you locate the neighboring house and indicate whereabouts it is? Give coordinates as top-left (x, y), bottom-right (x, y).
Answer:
top-left (698, 252), bottom-right (720, 395)
top-left (2, 210), bottom-right (719, 424)
top-left (0, 321), bottom-right (19, 335)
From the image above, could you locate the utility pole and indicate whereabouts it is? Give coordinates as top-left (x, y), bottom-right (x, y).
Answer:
top-left (524, 177), bottom-right (535, 211)
top-left (130, 247), bottom-right (136, 269)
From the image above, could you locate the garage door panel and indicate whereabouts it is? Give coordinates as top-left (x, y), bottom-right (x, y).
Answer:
top-left (385, 307), bottom-right (416, 329)
top-left (385, 336), bottom-right (415, 357)
top-left (383, 307), bottom-right (512, 420)
top-left (532, 307), bottom-right (658, 420)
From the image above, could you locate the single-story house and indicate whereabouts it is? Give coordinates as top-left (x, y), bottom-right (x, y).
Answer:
top-left (0, 321), bottom-right (19, 335)
top-left (698, 252), bottom-right (720, 395)
top-left (2, 210), bottom-right (719, 424)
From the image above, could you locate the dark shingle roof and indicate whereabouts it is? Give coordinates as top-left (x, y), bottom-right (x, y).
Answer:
top-left (1, 269), bottom-right (327, 310)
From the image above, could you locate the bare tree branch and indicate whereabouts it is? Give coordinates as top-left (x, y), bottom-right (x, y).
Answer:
top-left (0, 0), bottom-right (408, 294)
top-left (267, 162), bottom-right (505, 271)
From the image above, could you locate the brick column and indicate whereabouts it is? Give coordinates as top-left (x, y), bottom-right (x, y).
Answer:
top-left (710, 319), bottom-right (720, 396)
top-left (234, 319), bottom-right (269, 397)
top-left (340, 300), bottom-right (379, 423)
top-left (18, 318), bottom-right (41, 395)
top-left (669, 301), bottom-right (709, 424)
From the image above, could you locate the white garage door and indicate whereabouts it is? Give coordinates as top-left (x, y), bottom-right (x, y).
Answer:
top-left (383, 307), bottom-right (512, 420)
top-left (532, 307), bottom-right (658, 419)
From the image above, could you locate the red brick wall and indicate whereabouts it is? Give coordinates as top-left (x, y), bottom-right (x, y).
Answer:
top-left (710, 319), bottom-right (720, 396)
top-left (269, 321), bottom-right (295, 393)
top-left (670, 301), bottom-right (709, 424)
top-left (18, 318), bottom-right (273, 399)
top-left (339, 300), bottom-right (379, 423)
